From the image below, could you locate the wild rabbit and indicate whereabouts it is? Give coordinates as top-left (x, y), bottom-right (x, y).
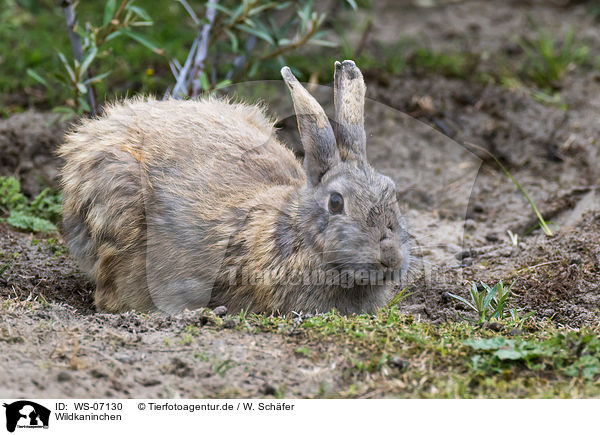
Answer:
top-left (59, 60), bottom-right (410, 315)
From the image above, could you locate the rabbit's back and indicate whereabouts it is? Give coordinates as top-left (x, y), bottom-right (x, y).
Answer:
top-left (59, 98), bottom-right (304, 312)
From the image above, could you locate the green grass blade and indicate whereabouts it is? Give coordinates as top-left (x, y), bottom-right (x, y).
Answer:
top-left (466, 142), bottom-right (553, 236)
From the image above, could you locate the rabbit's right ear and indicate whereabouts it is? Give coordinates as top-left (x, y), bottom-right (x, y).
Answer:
top-left (281, 67), bottom-right (340, 186)
top-left (334, 60), bottom-right (367, 162)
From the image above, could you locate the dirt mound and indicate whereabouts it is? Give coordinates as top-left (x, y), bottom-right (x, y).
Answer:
top-left (0, 224), bottom-right (93, 313)
top-left (0, 111), bottom-right (68, 196)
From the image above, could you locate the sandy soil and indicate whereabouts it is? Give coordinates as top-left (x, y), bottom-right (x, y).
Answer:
top-left (1, 0), bottom-right (600, 397)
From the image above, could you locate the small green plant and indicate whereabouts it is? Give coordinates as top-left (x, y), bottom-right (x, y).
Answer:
top-left (412, 48), bottom-right (476, 79)
top-left (467, 333), bottom-right (600, 380)
top-left (518, 24), bottom-right (589, 89)
top-left (0, 176), bottom-right (62, 233)
top-left (169, 0), bottom-right (360, 97)
top-left (448, 280), bottom-right (534, 324)
top-left (28, 0), bottom-right (161, 118)
top-left (213, 358), bottom-right (235, 377)
top-left (294, 346), bottom-right (312, 357)
top-left (386, 286), bottom-right (412, 308)
top-left (0, 260), bottom-right (13, 278)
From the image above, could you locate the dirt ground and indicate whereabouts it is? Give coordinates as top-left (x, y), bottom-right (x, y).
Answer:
top-left (1, 0), bottom-right (600, 397)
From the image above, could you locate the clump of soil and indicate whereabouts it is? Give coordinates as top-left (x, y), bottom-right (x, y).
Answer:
top-left (0, 224), bottom-right (93, 312)
top-left (0, 111), bottom-right (68, 196)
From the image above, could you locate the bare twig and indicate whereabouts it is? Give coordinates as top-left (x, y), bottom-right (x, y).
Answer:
top-left (170, 35), bottom-right (200, 98)
top-left (60, 0), bottom-right (97, 116)
top-left (191, 0), bottom-right (219, 97)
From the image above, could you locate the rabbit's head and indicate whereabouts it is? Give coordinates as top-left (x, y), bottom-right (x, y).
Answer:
top-left (281, 61), bottom-right (410, 282)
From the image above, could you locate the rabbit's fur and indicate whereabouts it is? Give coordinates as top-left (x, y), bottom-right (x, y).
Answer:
top-left (59, 61), bottom-right (410, 315)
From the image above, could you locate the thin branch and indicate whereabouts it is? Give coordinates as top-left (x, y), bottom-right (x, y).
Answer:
top-left (231, 20), bottom-right (320, 83)
top-left (95, 0), bottom-right (131, 47)
top-left (191, 0), bottom-right (219, 97)
top-left (170, 35), bottom-right (200, 98)
top-left (61, 0), bottom-right (97, 117)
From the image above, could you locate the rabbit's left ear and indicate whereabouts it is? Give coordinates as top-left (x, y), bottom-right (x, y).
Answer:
top-left (334, 60), bottom-right (367, 162)
top-left (282, 66), bottom-right (340, 186)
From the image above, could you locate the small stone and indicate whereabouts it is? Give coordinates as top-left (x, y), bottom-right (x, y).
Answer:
top-left (262, 383), bottom-right (277, 396)
top-left (170, 358), bottom-right (193, 378)
top-left (212, 306), bottom-right (228, 317)
top-left (509, 328), bottom-right (523, 336)
top-left (485, 233), bottom-right (499, 243)
top-left (472, 202), bottom-right (485, 213)
top-left (390, 356), bottom-right (409, 370)
top-left (140, 378), bottom-right (161, 387)
top-left (90, 368), bottom-right (108, 379)
top-left (483, 322), bottom-right (503, 332)
top-left (115, 353), bottom-right (136, 364)
top-left (57, 371), bottom-right (72, 382)
top-left (464, 219), bottom-right (476, 231)
top-left (223, 318), bottom-right (238, 329)
top-left (455, 250), bottom-right (472, 260)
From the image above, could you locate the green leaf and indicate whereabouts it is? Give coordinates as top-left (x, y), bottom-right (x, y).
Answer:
top-left (29, 188), bottom-right (62, 223)
top-left (198, 71), bottom-right (210, 91)
top-left (127, 5), bottom-right (153, 22)
top-left (275, 1), bottom-right (292, 10)
top-left (248, 2), bottom-right (279, 17)
top-left (26, 69), bottom-right (49, 87)
top-left (119, 28), bottom-right (164, 55)
top-left (307, 38), bottom-right (338, 47)
top-left (224, 28), bottom-right (238, 52)
top-left (494, 349), bottom-right (525, 360)
top-left (103, 0), bottom-right (117, 26)
top-left (235, 24), bottom-right (274, 44)
top-left (80, 45), bottom-right (97, 76)
top-left (345, 0), bottom-right (358, 10)
top-left (84, 71), bottom-right (111, 85)
top-left (446, 293), bottom-right (477, 312)
top-left (465, 337), bottom-right (513, 350)
top-left (482, 284), bottom-right (498, 310)
top-left (0, 176), bottom-right (28, 212)
top-left (57, 51), bottom-right (76, 83)
top-left (52, 106), bottom-right (76, 114)
top-left (210, 3), bottom-right (233, 17)
top-left (78, 95), bottom-right (91, 112)
top-left (214, 79), bottom-right (232, 90)
top-left (7, 211), bottom-right (57, 233)
top-left (105, 29), bottom-right (122, 42)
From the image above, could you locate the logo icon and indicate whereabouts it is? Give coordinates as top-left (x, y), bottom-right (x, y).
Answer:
top-left (3, 401), bottom-right (50, 433)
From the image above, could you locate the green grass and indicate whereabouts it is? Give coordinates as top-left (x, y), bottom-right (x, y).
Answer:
top-left (1, 0), bottom-right (196, 114)
top-left (0, 176), bottom-right (62, 233)
top-left (465, 142), bottom-right (553, 236)
top-left (518, 25), bottom-right (589, 90)
top-left (227, 308), bottom-right (600, 398)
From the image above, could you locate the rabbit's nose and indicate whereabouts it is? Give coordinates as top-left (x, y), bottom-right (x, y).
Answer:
top-left (379, 238), bottom-right (402, 269)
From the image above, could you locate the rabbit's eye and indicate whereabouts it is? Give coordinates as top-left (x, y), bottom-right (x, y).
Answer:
top-left (328, 192), bottom-right (344, 215)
